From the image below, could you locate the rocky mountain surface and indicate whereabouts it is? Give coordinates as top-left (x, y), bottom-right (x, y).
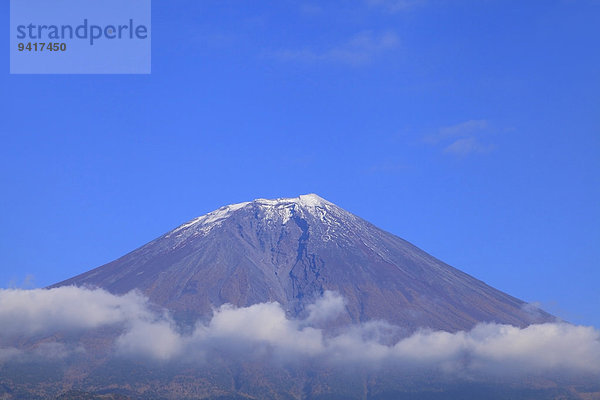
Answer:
top-left (54, 194), bottom-right (553, 331)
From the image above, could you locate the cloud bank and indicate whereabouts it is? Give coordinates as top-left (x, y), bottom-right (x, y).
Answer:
top-left (1, 287), bottom-right (599, 378)
top-left (0, 286), bottom-right (152, 337)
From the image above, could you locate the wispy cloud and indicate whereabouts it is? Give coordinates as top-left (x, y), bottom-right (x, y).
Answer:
top-left (1, 287), bottom-right (599, 380)
top-left (274, 31), bottom-right (399, 66)
top-left (425, 119), bottom-right (495, 156)
top-left (443, 136), bottom-right (492, 156)
top-left (366, 0), bottom-right (427, 13)
top-left (6, 273), bottom-right (36, 289)
top-left (438, 119), bottom-right (489, 139)
top-left (424, 119), bottom-right (488, 145)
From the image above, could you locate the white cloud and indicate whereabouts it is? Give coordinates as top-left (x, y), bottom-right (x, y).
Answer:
top-left (0, 287), bottom-right (151, 337)
top-left (116, 318), bottom-right (184, 361)
top-left (1, 287), bottom-right (599, 379)
top-left (465, 323), bottom-right (600, 374)
top-left (424, 119), bottom-right (488, 144)
top-left (425, 119), bottom-right (495, 156)
top-left (443, 137), bottom-right (493, 156)
top-left (439, 119), bottom-right (489, 139)
top-left (275, 31), bottom-right (399, 66)
top-left (305, 290), bottom-right (346, 324)
top-left (0, 346), bottom-right (21, 362)
top-left (0, 342), bottom-right (83, 363)
top-left (200, 302), bottom-right (325, 357)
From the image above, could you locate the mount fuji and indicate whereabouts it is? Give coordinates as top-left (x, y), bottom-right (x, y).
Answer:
top-left (4, 195), bottom-right (597, 400)
top-left (53, 193), bottom-right (553, 331)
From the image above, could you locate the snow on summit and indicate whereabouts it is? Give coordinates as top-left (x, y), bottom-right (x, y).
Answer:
top-left (254, 193), bottom-right (332, 208)
top-left (168, 194), bottom-right (338, 238)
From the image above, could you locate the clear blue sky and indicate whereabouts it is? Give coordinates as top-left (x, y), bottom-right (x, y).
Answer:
top-left (1, 0), bottom-right (598, 327)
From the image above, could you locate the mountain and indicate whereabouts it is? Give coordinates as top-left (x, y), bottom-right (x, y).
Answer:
top-left (5, 194), bottom-right (595, 400)
top-left (53, 194), bottom-right (553, 331)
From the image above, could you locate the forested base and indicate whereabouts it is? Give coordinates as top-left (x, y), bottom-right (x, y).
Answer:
top-left (1, 357), bottom-right (598, 400)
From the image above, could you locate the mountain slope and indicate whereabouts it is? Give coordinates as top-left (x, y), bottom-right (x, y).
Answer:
top-left (53, 194), bottom-right (553, 331)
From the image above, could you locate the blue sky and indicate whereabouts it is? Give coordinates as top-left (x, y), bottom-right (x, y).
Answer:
top-left (1, 0), bottom-right (598, 327)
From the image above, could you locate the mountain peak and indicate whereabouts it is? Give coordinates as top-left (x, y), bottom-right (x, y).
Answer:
top-left (169, 194), bottom-right (337, 238)
top-left (253, 193), bottom-right (332, 208)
